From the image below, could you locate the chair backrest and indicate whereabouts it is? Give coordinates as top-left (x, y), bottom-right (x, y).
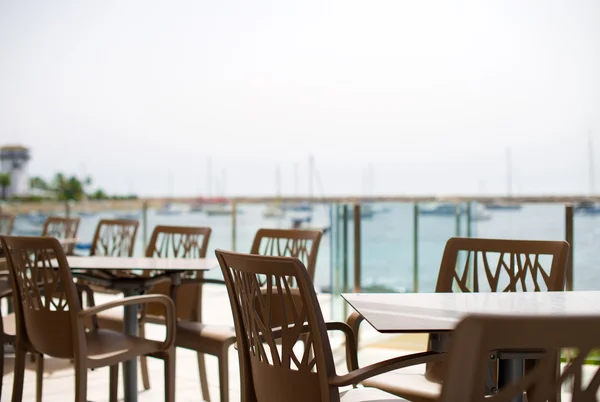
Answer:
top-left (0, 213), bottom-right (15, 236)
top-left (440, 313), bottom-right (600, 402)
top-left (250, 228), bottom-right (322, 281)
top-left (90, 219), bottom-right (139, 257)
top-left (216, 249), bottom-right (339, 402)
top-left (144, 225), bottom-right (211, 319)
top-left (0, 235), bottom-right (82, 360)
top-left (436, 237), bottom-right (570, 293)
top-left (42, 216), bottom-right (81, 255)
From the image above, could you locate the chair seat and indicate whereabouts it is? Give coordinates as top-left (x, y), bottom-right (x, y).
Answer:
top-left (362, 372), bottom-right (440, 402)
top-left (176, 320), bottom-right (236, 356)
top-left (86, 328), bottom-right (164, 368)
top-left (339, 387), bottom-right (407, 401)
top-left (97, 311), bottom-right (236, 357)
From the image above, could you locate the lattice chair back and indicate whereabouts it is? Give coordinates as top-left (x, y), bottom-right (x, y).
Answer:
top-left (440, 313), bottom-right (600, 402)
top-left (42, 216), bottom-right (81, 255)
top-left (216, 249), bottom-right (339, 402)
top-left (1, 236), bottom-right (82, 359)
top-left (90, 219), bottom-right (139, 257)
top-left (144, 225), bottom-right (211, 319)
top-left (436, 237), bottom-right (570, 293)
top-left (250, 228), bottom-right (322, 329)
top-left (0, 213), bottom-right (15, 236)
top-left (250, 228), bottom-right (322, 283)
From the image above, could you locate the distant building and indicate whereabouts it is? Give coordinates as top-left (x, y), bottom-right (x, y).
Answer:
top-left (0, 145), bottom-right (31, 197)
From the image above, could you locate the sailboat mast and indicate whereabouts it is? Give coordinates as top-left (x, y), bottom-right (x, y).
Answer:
top-left (293, 162), bottom-right (299, 196)
top-left (589, 131), bottom-right (594, 195)
top-left (308, 154), bottom-right (314, 198)
top-left (506, 147), bottom-right (512, 197)
top-left (207, 157), bottom-right (213, 200)
top-left (275, 164), bottom-right (281, 199)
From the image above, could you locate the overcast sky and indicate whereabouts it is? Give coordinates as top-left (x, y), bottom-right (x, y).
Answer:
top-left (1, 0), bottom-right (598, 196)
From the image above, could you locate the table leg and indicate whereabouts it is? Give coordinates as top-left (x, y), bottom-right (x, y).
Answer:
top-left (123, 288), bottom-right (139, 402)
top-left (498, 358), bottom-right (525, 402)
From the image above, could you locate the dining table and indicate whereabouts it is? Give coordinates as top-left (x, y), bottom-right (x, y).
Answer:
top-left (68, 256), bottom-right (218, 402)
top-left (342, 291), bottom-right (600, 402)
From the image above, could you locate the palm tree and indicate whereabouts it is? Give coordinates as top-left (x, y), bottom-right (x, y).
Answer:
top-left (0, 173), bottom-right (11, 200)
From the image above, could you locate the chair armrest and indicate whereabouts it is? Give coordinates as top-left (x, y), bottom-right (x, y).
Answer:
top-left (79, 294), bottom-right (176, 350)
top-left (325, 321), bottom-right (359, 372)
top-left (329, 350), bottom-right (444, 387)
top-left (347, 311), bottom-right (365, 343)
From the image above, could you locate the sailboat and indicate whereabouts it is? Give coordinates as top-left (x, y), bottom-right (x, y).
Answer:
top-left (282, 158), bottom-right (313, 212)
top-left (575, 131), bottom-right (600, 214)
top-left (484, 148), bottom-right (523, 211)
top-left (347, 163), bottom-right (377, 220)
top-left (205, 168), bottom-right (233, 216)
top-left (156, 171), bottom-right (182, 215)
top-left (263, 164), bottom-right (285, 218)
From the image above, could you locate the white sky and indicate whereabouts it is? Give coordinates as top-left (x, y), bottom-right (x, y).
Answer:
top-left (1, 0), bottom-right (599, 196)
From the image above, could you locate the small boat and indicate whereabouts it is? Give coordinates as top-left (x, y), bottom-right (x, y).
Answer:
top-left (419, 203), bottom-right (491, 221)
top-left (282, 202), bottom-right (313, 212)
top-left (189, 203), bottom-right (204, 213)
top-left (574, 201), bottom-right (600, 214)
top-left (263, 204), bottom-right (285, 218)
top-left (205, 204), bottom-right (232, 216)
top-left (483, 202), bottom-right (523, 211)
top-left (155, 203), bottom-right (182, 216)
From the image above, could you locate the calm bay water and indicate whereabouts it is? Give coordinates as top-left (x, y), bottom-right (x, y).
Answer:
top-left (12, 203), bottom-right (600, 293)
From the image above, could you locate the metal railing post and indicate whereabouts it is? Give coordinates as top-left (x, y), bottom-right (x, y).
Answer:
top-left (413, 203), bottom-right (419, 293)
top-left (466, 202), bottom-right (472, 238)
top-left (142, 201), bottom-right (148, 252)
top-left (353, 204), bottom-right (361, 293)
top-left (455, 204), bottom-right (461, 237)
top-left (565, 204), bottom-right (574, 291)
top-left (342, 204), bottom-right (349, 317)
top-left (231, 201), bottom-right (237, 252)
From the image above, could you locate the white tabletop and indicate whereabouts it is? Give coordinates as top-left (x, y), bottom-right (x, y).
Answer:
top-left (67, 256), bottom-right (218, 272)
top-left (342, 291), bottom-right (600, 333)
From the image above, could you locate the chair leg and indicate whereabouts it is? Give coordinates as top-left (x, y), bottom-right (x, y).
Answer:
top-left (164, 351), bottom-right (175, 402)
top-left (0, 340), bottom-right (4, 398)
top-left (197, 352), bottom-right (210, 401)
top-left (35, 353), bottom-right (44, 402)
top-left (139, 323), bottom-right (151, 390)
top-left (218, 348), bottom-right (229, 402)
top-left (74, 362), bottom-right (88, 402)
top-left (11, 346), bottom-right (26, 402)
top-left (109, 364), bottom-right (119, 402)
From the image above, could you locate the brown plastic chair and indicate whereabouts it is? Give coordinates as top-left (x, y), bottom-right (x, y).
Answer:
top-left (215, 249), bottom-right (446, 402)
top-left (439, 313), bottom-right (598, 401)
top-left (0, 235), bottom-right (176, 402)
top-left (350, 237), bottom-right (570, 402)
top-left (41, 216), bottom-right (81, 255)
top-left (100, 227), bottom-right (324, 402)
top-left (96, 225), bottom-right (218, 398)
top-left (82, 218), bottom-right (139, 294)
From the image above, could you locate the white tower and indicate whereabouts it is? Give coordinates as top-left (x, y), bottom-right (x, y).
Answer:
top-left (0, 145), bottom-right (31, 197)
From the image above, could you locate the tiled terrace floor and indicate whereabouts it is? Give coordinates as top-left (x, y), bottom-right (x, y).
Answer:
top-left (1, 285), bottom-right (595, 401)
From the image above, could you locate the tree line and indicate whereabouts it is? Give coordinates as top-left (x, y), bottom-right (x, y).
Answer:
top-left (0, 172), bottom-right (137, 201)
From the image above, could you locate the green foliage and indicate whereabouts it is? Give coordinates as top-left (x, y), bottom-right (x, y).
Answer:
top-left (29, 176), bottom-right (48, 190)
top-left (0, 173), bottom-right (11, 200)
top-left (89, 189), bottom-right (108, 200)
top-left (52, 173), bottom-right (87, 201)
